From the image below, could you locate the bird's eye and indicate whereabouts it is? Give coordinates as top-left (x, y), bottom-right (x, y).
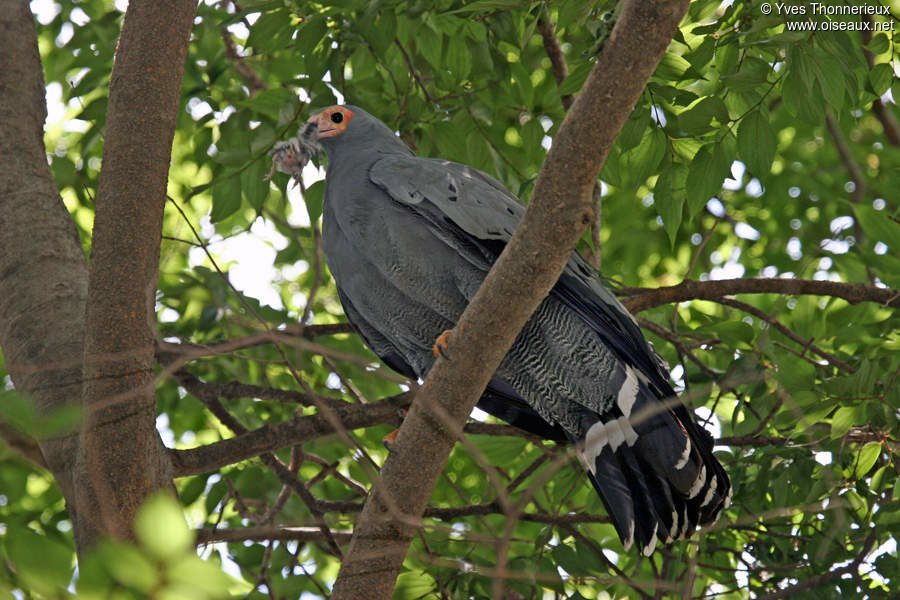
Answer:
top-left (330, 112), bottom-right (344, 124)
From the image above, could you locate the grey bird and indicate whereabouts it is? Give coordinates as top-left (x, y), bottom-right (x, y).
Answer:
top-left (270, 105), bottom-right (730, 555)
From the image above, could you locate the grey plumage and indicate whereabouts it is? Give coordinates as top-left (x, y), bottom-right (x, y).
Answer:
top-left (273, 105), bottom-right (730, 555)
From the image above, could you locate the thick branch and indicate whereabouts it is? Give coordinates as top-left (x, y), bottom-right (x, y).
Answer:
top-left (620, 278), bottom-right (898, 312)
top-left (76, 1), bottom-right (197, 547)
top-left (0, 3), bottom-right (87, 539)
top-left (329, 2), bottom-right (691, 598)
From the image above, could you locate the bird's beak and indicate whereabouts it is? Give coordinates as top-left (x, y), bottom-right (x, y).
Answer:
top-left (309, 112), bottom-right (341, 139)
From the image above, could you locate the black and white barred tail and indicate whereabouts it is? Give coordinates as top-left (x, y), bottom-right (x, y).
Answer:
top-left (574, 366), bottom-right (731, 556)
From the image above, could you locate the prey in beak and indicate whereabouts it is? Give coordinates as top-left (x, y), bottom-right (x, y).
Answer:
top-left (265, 120), bottom-right (322, 187)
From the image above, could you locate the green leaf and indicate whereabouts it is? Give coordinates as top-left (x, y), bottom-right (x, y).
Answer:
top-left (654, 162), bottom-right (688, 247)
top-left (708, 320), bottom-right (755, 347)
top-left (855, 204), bottom-right (900, 248)
top-left (855, 442), bottom-right (882, 479)
top-left (178, 475), bottom-right (209, 506)
top-left (600, 145), bottom-right (623, 187)
top-left (866, 33), bottom-right (890, 54)
top-left (295, 15), bottom-right (327, 56)
top-left (737, 110), bottom-right (777, 176)
top-left (242, 159), bottom-right (269, 211)
top-left (471, 435), bottom-right (528, 465)
top-left (618, 110), bottom-right (650, 152)
top-left (445, 0), bottom-right (532, 14)
top-left (621, 127), bottom-right (666, 184)
top-left (445, 38), bottom-right (472, 80)
top-left (465, 20), bottom-right (487, 42)
top-left (417, 33), bottom-right (443, 70)
top-left (97, 540), bottom-right (159, 591)
top-left (868, 63), bottom-right (894, 96)
top-left (792, 47), bottom-right (816, 90)
top-left (721, 56), bottom-right (771, 91)
top-left (4, 523), bottom-right (74, 595)
top-left (678, 96), bottom-right (729, 135)
top-left (303, 179), bottom-right (326, 224)
top-left (392, 570), bottom-right (437, 600)
top-left (135, 493), bottom-right (193, 561)
top-left (239, 87), bottom-right (295, 122)
top-left (686, 35), bottom-right (715, 70)
top-left (815, 54), bottom-right (846, 109)
top-left (685, 143), bottom-right (730, 217)
top-left (204, 480), bottom-right (228, 515)
top-left (654, 52), bottom-right (696, 82)
top-left (871, 465), bottom-right (890, 491)
top-left (211, 175), bottom-right (243, 222)
top-left (246, 9), bottom-right (292, 52)
top-left (167, 554), bottom-right (237, 597)
top-left (831, 405), bottom-right (857, 439)
top-left (558, 62), bottom-right (592, 96)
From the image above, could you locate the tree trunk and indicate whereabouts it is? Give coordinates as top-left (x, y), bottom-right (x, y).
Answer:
top-left (0, 1), bottom-right (197, 552)
top-left (75, 0), bottom-right (197, 547)
top-left (0, 0), bottom-right (88, 536)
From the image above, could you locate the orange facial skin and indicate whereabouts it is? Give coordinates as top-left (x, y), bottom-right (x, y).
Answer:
top-left (309, 106), bottom-right (354, 139)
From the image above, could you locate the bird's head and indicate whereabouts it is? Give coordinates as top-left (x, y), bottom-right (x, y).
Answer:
top-left (306, 105), bottom-right (411, 157)
top-left (268, 106), bottom-right (410, 182)
top-left (307, 105), bottom-right (355, 139)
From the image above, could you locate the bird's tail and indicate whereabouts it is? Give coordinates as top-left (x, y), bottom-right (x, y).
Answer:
top-left (575, 369), bottom-right (730, 555)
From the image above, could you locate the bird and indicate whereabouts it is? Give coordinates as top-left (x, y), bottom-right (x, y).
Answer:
top-left (269, 105), bottom-right (731, 555)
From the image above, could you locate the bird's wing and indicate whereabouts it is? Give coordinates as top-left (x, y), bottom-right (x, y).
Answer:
top-left (370, 154), bottom-right (669, 384)
top-left (369, 156), bottom-right (523, 242)
top-left (370, 155), bottom-right (572, 438)
top-left (334, 286), bottom-right (418, 380)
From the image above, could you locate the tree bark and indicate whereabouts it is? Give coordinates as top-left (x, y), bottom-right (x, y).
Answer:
top-left (620, 278), bottom-right (899, 312)
top-left (0, 0), bottom-right (88, 534)
top-left (329, 1), bottom-right (692, 598)
top-left (75, 0), bottom-right (197, 547)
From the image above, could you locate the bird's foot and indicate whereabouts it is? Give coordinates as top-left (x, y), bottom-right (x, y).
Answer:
top-left (432, 329), bottom-right (453, 360)
top-left (382, 409), bottom-right (408, 450)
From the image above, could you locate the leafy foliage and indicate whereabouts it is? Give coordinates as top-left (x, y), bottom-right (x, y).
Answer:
top-left (1, 0), bottom-right (898, 598)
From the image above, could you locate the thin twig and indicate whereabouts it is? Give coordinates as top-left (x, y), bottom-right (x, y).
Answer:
top-left (716, 297), bottom-right (855, 373)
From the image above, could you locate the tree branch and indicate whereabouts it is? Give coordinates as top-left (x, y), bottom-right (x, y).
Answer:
top-left (314, 498), bottom-right (610, 525)
top-left (76, 0), bottom-right (197, 547)
top-left (861, 19), bottom-right (900, 146)
top-left (0, 3), bottom-right (87, 545)
top-left (715, 297), bottom-right (855, 373)
top-left (754, 531), bottom-right (877, 600)
top-left (620, 278), bottom-right (898, 312)
top-left (0, 423), bottom-right (48, 470)
top-left (170, 391), bottom-right (413, 477)
top-left (328, 2), bottom-right (691, 598)
top-left (537, 9), bottom-right (573, 110)
top-left (173, 368), bottom-right (346, 410)
top-left (196, 525), bottom-right (353, 546)
top-left (221, 29), bottom-right (267, 95)
top-left (824, 112), bottom-right (866, 205)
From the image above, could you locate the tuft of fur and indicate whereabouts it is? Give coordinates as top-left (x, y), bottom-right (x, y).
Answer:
top-left (266, 121), bottom-right (322, 184)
